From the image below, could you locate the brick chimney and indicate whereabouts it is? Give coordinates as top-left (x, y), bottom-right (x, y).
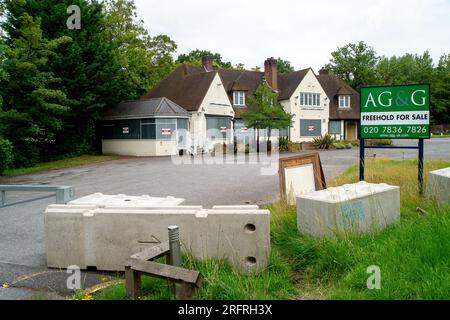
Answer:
top-left (264, 57), bottom-right (278, 91)
top-left (319, 68), bottom-right (329, 75)
top-left (202, 56), bottom-right (214, 72)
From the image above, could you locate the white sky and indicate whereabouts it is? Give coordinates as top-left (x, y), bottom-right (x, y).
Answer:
top-left (135, 0), bottom-right (450, 72)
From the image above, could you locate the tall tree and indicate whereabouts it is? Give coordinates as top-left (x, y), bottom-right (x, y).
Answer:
top-left (432, 53), bottom-right (450, 125)
top-left (0, 12), bottom-right (70, 166)
top-left (241, 84), bottom-right (293, 151)
top-left (326, 41), bottom-right (379, 89)
top-left (103, 0), bottom-right (177, 98)
top-left (176, 49), bottom-right (233, 69)
top-left (277, 58), bottom-right (294, 74)
top-left (2, 0), bottom-right (128, 157)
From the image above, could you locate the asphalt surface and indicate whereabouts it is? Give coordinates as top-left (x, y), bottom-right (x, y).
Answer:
top-left (0, 138), bottom-right (449, 299)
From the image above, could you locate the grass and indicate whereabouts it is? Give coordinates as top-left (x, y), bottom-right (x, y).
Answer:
top-left (76, 159), bottom-right (450, 300)
top-left (2, 155), bottom-right (121, 177)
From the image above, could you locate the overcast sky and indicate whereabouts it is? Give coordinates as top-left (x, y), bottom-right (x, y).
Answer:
top-left (135, 0), bottom-right (450, 72)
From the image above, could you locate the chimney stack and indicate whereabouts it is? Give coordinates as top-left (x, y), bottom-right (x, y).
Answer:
top-left (202, 56), bottom-right (214, 72)
top-left (319, 68), bottom-right (329, 75)
top-left (264, 57), bottom-right (278, 91)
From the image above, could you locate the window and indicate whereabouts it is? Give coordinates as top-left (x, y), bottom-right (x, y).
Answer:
top-left (233, 91), bottom-right (245, 106)
top-left (102, 119), bottom-right (140, 139)
top-left (207, 117), bottom-right (231, 139)
top-left (299, 93), bottom-right (321, 107)
top-left (300, 119), bottom-right (322, 136)
top-left (155, 118), bottom-right (177, 140)
top-left (339, 95), bottom-right (351, 108)
top-left (329, 121), bottom-right (342, 135)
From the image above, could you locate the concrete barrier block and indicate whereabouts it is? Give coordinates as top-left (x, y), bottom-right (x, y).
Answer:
top-left (296, 181), bottom-right (400, 237)
top-left (45, 205), bottom-right (270, 273)
top-left (426, 167), bottom-right (450, 205)
top-left (68, 193), bottom-right (185, 207)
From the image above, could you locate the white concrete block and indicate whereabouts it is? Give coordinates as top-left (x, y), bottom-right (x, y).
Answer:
top-left (296, 181), bottom-right (400, 237)
top-left (427, 167), bottom-right (450, 205)
top-left (68, 193), bottom-right (184, 207)
top-left (45, 205), bottom-right (270, 273)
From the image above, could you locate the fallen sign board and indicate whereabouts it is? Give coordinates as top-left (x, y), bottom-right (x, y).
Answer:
top-left (278, 153), bottom-right (326, 205)
top-left (360, 84), bottom-right (430, 139)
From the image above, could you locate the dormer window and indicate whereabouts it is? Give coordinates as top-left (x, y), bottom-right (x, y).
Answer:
top-left (339, 95), bottom-right (351, 108)
top-left (233, 91), bottom-right (245, 106)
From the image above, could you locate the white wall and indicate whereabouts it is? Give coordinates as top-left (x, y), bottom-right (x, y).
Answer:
top-left (189, 73), bottom-right (234, 148)
top-left (102, 140), bottom-right (177, 157)
top-left (281, 69), bottom-right (330, 142)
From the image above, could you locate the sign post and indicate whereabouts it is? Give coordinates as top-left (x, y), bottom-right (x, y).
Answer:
top-left (359, 84), bottom-right (430, 194)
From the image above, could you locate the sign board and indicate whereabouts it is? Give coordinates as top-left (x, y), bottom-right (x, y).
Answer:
top-left (278, 153), bottom-right (327, 205)
top-left (240, 127), bottom-right (248, 133)
top-left (122, 127), bottom-right (129, 134)
top-left (220, 127), bottom-right (227, 133)
top-left (161, 128), bottom-right (171, 135)
top-left (360, 84), bottom-right (430, 139)
top-left (308, 126), bottom-right (315, 132)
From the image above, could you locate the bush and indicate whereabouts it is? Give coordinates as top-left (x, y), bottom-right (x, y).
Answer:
top-left (345, 143), bottom-right (353, 149)
top-left (278, 137), bottom-right (289, 152)
top-left (333, 142), bottom-right (345, 149)
top-left (369, 139), bottom-right (393, 146)
top-left (313, 134), bottom-right (335, 149)
top-left (0, 138), bottom-right (13, 174)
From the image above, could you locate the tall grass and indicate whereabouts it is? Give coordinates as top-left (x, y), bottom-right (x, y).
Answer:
top-left (83, 159), bottom-right (449, 300)
top-left (270, 159), bottom-right (450, 299)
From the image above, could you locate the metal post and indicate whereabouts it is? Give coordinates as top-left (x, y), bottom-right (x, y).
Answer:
top-left (418, 138), bottom-right (424, 195)
top-left (359, 139), bottom-right (365, 181)
top-left (1, 190), bottom-right (5, 207)
top-left (168, 225), bottom-right (182, 298)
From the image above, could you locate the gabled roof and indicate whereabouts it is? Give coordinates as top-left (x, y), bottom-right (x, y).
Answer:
top-left (143, 64), bottom-right (312, 115)
top-left (317, 73), bottom-right (360, 120)
top-left (103, 97), bottom-right (189, 120)
top-left (278, 69), bottom-right (310, 100)
top-left (142, 65), bottom-right (216, 111)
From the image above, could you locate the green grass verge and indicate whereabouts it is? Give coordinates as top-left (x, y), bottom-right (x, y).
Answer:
top-left (76, 159), bottom-right (450, 300)
top-left (2, 155), bottom-right (121, 177)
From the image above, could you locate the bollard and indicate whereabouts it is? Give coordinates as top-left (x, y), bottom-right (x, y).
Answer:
top-left (168, 225), bottom-right (182, 298)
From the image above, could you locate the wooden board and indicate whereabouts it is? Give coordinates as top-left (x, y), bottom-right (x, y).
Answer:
top-left (279, 152), bottom-right (326, 205)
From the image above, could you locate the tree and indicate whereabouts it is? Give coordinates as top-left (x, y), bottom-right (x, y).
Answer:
top-left (326, 41), bottom-right (379, 89)
top-left (277, 58), bottom-right (294, 74)
top-left (103, 0), bottom-right (177, 98)
top-left (176, 49), bottom-right (232, 69)
top-left (241, 84), bottom-right (293, 152)
top-left (0, 12), bottom-right (71, 166)
top-left (431, 53), bottom-right (450, 125)
top-left (2, 0), bottom-right (130, 158)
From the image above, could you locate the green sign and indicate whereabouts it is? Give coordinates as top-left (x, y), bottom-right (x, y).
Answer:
top-left (360, 84), bottom-right (430, 139)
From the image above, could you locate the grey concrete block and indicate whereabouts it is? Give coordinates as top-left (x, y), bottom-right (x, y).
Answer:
top-left (45, 205), bottom-right (270, 273)
top-left (426, 167), bottom-right (450, 205)
top-left (68, 193), bottom-right (184, 207)
top-left (296, 181), bottom-right (400, 237)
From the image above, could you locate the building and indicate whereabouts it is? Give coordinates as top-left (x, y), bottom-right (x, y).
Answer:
top-left (101, 97), bottom-right (189, 156)
top-left (317, 69), bottom-right (360, 140)
top-left (101, 57), bottom-right (360, 156)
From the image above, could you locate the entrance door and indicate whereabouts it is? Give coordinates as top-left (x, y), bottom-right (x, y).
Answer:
top-left (346, 121), bottom-right (357, 140)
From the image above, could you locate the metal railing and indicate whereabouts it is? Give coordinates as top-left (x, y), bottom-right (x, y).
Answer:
top-left (0, 185), bottom-right (75, 208)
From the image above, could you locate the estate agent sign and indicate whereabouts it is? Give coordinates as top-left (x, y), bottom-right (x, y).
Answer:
top-left (360, 84), bottom-right (430, 139)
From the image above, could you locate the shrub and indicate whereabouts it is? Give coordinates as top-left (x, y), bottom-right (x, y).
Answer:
top-left (345, 143), bottom-right (353, 149)
top-left (333, 142), bottom-right (345, 149)
top-left (278, 137), bottom-right (289, 152)
top-left (313, 134), bottom-right (335, 149)
top-left (0, 138), bottom-right (13, 174)
top-left (370, 139), bottom-right (393, 146)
